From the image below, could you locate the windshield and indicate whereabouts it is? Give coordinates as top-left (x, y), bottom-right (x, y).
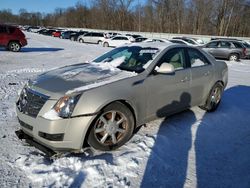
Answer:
top-left (93, 46), bottom-right (159, 73)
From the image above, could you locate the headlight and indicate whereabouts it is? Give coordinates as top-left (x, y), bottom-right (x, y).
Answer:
top-left (53, 94), bottom-right (81, 118)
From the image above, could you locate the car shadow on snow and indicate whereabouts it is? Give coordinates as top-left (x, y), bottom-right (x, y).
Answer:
top-left (141, 92), bottom-right (195, 188)
top-left (141, 85), bottom-right (250, 188)
top-left (195, 85), bottom-right (250, 188)
top-left (21, 47), bottom-right (64, 52)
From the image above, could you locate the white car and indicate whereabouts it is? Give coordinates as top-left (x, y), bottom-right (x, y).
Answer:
top-left (102, 36), bottom-right (135, 47)
top-left (143, 38), bottom-right (171, 43)
top-left (78, 32), bottom-right (105, 44)
top-left (169, 39), bottom-right (198, 46)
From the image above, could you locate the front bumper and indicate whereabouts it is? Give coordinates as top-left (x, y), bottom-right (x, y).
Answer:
top-left (16, 106), bottom-right (96, 153)
top-left (15, 129), bottom-right (56, 157)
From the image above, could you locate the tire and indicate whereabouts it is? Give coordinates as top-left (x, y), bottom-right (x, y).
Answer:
top-left (8, 42), bottom-right (21, 52)
top-left (103, 42), bottom-right (109, 47)
top-left (70, 37), bottom-right (74, 41)
top-left (199, 82), bottom-right (223, 112)
top-left (88, 102), bottom-right (135, 151)
top-left (98, 40), bottom-right (102, 45)
top-left (79, 39), bottom-right (84, 43)
top-left (229, 53), bottom-right (239, 61)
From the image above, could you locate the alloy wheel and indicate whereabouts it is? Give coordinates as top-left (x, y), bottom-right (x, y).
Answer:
top-left (94, 110), bottom-right (128, 146)
top-left (229, 54), bottom-right (238, 61)
top-left (9, 43), bottom-right (20, 52)
top-left (210, 86), bottom-right (222, 105)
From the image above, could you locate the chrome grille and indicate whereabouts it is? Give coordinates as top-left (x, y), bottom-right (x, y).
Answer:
top-left (17, 88), bottom-right (49, 118)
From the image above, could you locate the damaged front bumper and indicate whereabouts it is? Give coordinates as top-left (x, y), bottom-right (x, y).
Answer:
top-left (15, 129), bottom-right (56, 157)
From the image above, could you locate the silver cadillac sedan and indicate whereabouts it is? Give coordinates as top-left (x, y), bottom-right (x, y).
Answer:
top-left (15, 42), bottom-right (228, 156)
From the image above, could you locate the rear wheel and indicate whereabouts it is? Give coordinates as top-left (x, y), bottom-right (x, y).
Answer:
top-left (70, 36), bottom-right (75, 41)
top-left (88, 102), bottom-right (134, 151)
top-left (98, 40), bottom-right (102, 45)
top-left (79, 39), bottom-right (84, 43)
top-left (8, 42), bottom-right (21, 52)
top-left (229, 53), bottom-right (239, 61)
top-left (103, 42), bottom-right (109, 47)
top-left (199, 82), bottom-right (223, 112)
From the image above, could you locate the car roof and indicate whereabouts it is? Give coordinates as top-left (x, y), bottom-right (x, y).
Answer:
top-left (128, 41), bottom-right (185, 50)
top-left (209, 39), bottom-right (242, 43)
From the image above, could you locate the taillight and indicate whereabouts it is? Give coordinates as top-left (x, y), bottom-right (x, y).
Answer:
top-left (243, 48), bottom-right (247, 56)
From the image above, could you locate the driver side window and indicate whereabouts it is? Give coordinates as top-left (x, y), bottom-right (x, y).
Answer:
top-left (158, 48), bottom-right (186, 70)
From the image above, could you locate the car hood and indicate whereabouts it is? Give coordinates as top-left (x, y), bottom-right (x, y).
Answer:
top-left (28, 62), bottom-right (137, 99)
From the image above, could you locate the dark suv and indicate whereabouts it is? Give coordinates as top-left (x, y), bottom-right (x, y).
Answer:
top-left (0, 24), bottom-right (27, 52)
top-left (202, 40), bottom-right (247, 61)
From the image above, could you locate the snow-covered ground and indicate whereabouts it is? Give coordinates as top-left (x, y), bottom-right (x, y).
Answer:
top-left (0, 32), bottom-right (250, 188)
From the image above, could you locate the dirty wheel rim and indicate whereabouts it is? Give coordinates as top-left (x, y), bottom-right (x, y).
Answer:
top-left (229, 55), bottom-right (238, 61)
top-left (211, 86), bottom-right (222, 105)
top-left (94, 110), bottom-right (128, 146)
top-left (10, 43), bottom-right (20, 51)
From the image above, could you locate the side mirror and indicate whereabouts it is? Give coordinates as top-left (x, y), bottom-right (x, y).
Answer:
top-left (156, 63), bottom-right (175, 74)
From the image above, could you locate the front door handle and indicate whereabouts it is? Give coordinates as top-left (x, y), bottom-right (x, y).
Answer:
top-left (181, 76), bottom-right (189, 82)
top-left (204, 71), bottom-right (210, 76)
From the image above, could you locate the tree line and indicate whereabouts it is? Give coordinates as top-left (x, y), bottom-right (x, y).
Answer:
top-left (1, 0), bottom-right (250, 37)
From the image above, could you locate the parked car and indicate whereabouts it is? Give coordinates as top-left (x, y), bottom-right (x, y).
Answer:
top-left (0, 24), bottom-right (27, 52)
top-left (78, 32), bottom-right (105, 44)
top-left (41, 29), bottom-right (57, 36)
top-left (135, 37), bottom-right (148, 42)
top-left (143, 38), bottom-right (170, 43)
top-left (27, 26), bottom-right (41, 33)
top-left (202, 39), bottom-right (247, 61)
top-left (60, 31), bottom-right (77, 39)
top-left (239, 40), bottom-right (250, 59)
top-left (173, 37), bottom-right (204, 46)
top-left (104, 32), bottom-right (121, 39)
top-left (70, 31), bottom-right (88, 41)
top-left (126, 34), bottom-right (142, 39)
top-left (15, 42), bottom-right (228, 156)
top-left (37, 29), bottom-right (47, 34)
top-left (170, 39), bottom-right (191, 45)
top-left (52, 31), bottom-right (63, 38)
top-left (102, 35), bottom-right (135, 47)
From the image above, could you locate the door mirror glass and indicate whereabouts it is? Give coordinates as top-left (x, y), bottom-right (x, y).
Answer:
top-left (156, 63), bottom-right (175, 74)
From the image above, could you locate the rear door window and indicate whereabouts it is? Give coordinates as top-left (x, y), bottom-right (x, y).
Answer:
top-left (219, 41), bottom-right (231, 48)
top-left (187, 48), bottom-right (210, 68)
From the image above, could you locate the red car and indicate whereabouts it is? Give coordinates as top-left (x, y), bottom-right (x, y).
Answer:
top-left (0, 24), bottom-right (27, 52)
top-left (52, 31), bottom-right (62, 37)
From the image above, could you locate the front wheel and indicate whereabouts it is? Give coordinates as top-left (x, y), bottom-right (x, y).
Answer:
top-left (8, 42), bottom-right (21, 52)
top-left (87, 102), bottom-right (134, 151)
top-left (79, 39), bottom-right (84, 43)
top-left (199, 82), bottom-right (223, 112)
